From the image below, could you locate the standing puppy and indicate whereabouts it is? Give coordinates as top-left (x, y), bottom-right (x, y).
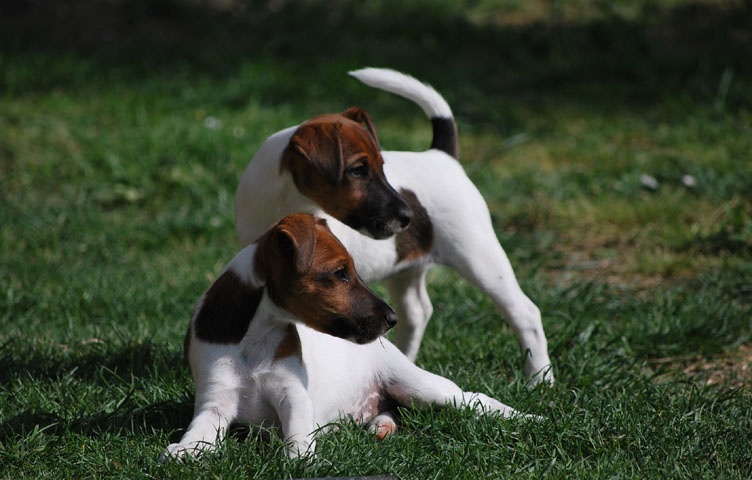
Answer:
top-left (164, 214), bottom-right (535, 460)
top-left (235, 68), bottom-right (553, 384)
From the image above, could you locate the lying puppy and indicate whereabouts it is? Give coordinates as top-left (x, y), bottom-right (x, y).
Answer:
top-left (164, 213), bottom-right (534, 459)
top-left (235, 68), bottom-right (553, 384)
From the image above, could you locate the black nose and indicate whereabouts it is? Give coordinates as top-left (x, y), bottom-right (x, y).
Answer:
top-left (384, 309), bottom-right (398, 328)
top-left (397, 203), bottom-right (413, 229)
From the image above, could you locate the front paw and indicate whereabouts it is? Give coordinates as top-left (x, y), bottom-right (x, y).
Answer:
top-left (159, 441), bottom-right (213, 463)
top-left (285, 438), bottom-right (316, 460)
top-left (159, 443), bottom-right (189, 463)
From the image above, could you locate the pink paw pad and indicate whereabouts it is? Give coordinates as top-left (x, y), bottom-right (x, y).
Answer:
top-left (370, 413), bottom-right (398, 440)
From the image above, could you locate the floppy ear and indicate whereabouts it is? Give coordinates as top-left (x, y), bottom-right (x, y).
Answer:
top-left (282, 123), bottom-right (345, 185)
top-left (342, 106), bottom-right (381, 151)
top-left (254, 213), bottom-right (317, 281)
top-left (275, 216), bottom-right (317, 274)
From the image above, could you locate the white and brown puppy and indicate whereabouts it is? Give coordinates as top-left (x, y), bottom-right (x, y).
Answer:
top-left (164, 213), bottom-right (534, 460)
top-left (235, 68), bottom-right (553, 384)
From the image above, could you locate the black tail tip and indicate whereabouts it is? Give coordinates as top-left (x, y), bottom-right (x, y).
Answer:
top-left (430, 117), bottom-right (459, 159)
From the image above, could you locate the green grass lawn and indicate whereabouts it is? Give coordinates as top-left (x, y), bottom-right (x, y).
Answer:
top-left (2, 0), bottom-right (751, 478)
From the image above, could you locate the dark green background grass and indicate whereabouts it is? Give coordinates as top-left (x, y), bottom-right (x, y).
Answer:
top-left (2, 0), bottom-right (751, 477)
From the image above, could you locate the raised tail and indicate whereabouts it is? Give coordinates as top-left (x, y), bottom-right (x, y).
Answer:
top-left (349, 68), bottom-right (459, 159)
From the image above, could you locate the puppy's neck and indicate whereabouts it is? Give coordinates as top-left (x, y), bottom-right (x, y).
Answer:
top-left (242, 294), bottom-right (303, 364)
top-left (278, 170), bottom-right (325, 217)
top-left (219, 244), bottom-right (302, 352)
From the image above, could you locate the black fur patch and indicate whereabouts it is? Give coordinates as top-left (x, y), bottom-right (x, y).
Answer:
top-left (430, 117), bottom-right (459, 159)
top-left (182, 326), bottom-right (191, 364)
top-left (395, 189), bottom-right (433, 263)
top-left (193, 270), bottom-right (263, 344)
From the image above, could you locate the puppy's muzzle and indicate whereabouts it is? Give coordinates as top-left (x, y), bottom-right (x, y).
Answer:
top-left (384, 308), bottom-right (398, 329)
top-left (356, 302), bottom-right (397, 344)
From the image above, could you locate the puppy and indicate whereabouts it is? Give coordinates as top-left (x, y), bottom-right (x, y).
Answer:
top-left (163, 213), bottom-right (535, 460)
top-left (235, 68), bottom-right (553, 384)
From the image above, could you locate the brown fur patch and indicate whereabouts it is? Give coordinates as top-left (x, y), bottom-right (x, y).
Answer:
top-left (256, 214), bottom-right (396, 344)
top-left (274, 324), bottom-right (302, 360)
top-left (279, 114), bottom-right (383, 216)
top-left (278, 110), bottom-right (411, 239)
top-left (395, 189), bottom-right (433, 263)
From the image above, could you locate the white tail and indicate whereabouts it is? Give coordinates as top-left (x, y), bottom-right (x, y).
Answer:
top-left (349, 68), bottom-right (453, 120)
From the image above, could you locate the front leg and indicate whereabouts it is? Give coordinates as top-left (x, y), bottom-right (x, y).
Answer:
top-left (161, 351), bottom-right (243, 461)
top-left (267, 368), bottom-right (317, 458)
top-left (384, 268), bottom-right (433, 362)
top-left (163, 404), bottom-right (235, 460)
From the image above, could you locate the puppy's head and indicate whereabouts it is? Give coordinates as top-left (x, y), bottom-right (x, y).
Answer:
top-left (279, 107), bottom-right (413, 239)
top-left (255, 213), bottom-right (397, 344)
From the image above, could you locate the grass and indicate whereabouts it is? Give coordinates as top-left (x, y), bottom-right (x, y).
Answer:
top-left (1, 0), bottom-right (752, 478)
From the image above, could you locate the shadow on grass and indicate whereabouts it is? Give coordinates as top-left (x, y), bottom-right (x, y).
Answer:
top-left (0, 336), bottom-right (180, 384)
top-left (0, 400), bottom-right (194, 444)
top-left (1, 0), bottom-right (750, 117)
top-left (0, 338), bottom-right (194, 442)
top-left (0, 336), bottom-right (271, 451)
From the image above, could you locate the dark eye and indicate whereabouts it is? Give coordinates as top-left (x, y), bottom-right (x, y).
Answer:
top-left (334, 268), bottom-right (349, 283)
top-left (346, 164), bottom-right (367, 179)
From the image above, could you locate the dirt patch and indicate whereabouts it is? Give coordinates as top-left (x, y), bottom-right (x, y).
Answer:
top-left (543, 241), bottom-right (687, 295)
top-left (648, 344), bottom-right (752, 389)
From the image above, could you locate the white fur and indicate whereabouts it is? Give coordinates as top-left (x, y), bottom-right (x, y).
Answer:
top-left (234, 68), bottom-right (553, 384)
top-left (349, 67), bottom-right (453, 119)
top-left (163, 242), bottom-right (537, 460)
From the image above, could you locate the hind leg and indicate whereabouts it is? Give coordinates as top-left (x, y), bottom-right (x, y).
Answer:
top-left (382, 352), bottom-right (537, 419)
top-left (384, 267), bottom-right (433, 362)
top-left (447, 240), bottom-right (553, 384)
top-left (433, 199), bottom-right (553, 385)
top-left (368, 411), bottom-right (398, 440)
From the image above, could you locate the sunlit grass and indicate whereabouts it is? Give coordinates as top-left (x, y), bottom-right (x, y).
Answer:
top-left (1, 0), bottom-right (751, 478)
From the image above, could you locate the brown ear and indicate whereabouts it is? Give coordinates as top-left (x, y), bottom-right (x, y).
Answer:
top-left (276, 214), bottom-right (317, 274)
top-left (343, 106), bottom-right (381, 151)
top-left (254, 213), bottom-right (317, 281)
top-left (282, 123), bottom-right (345, 185)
